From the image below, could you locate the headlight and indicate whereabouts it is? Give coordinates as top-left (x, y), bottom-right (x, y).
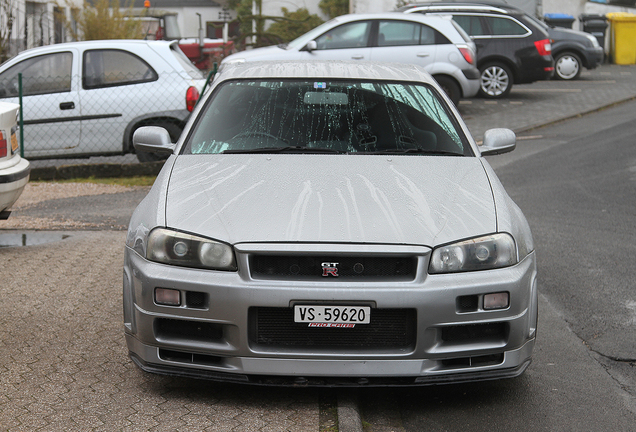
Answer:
top-left (586, 34), bottom-right (600, 47)
top-left (429, 233), bottom-right (517, 274)
top-left (146, 228), bottom-right (237, 271)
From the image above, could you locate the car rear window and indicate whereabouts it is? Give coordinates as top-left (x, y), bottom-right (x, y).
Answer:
top-left (83, 49), bottom-right (158, 89)
top-left (183, 79), bottom-right (471, 156)
top-left (485, 16), bottom-right (529, 36)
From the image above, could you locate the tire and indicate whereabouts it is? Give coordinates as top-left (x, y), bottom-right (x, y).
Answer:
top-left (554, 52), bottom-right (582, 80)
top-left (433, 75), bottom-right (461, 106)
top-left (479, 62), bottom-right (513, 98)
top-left (135, 122), bottom-right (182, 163)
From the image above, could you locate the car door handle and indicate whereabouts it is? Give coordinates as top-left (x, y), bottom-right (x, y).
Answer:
top-left (60, 102), bottom-right (75, 110)
top-left (351, 55), bottom-right (364, 59)
top-left (417, 53), bottom-right (431, 58)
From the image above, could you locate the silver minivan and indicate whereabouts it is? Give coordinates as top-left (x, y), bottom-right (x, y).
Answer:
top-left (222, 13), bottom-right (480, 105)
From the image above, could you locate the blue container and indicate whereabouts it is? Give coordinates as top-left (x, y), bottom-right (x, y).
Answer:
top-left (545, 13), bottom-right (576, 29)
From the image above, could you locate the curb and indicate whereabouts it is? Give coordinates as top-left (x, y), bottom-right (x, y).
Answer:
top-left (338, 391), bottom-right (363, 432)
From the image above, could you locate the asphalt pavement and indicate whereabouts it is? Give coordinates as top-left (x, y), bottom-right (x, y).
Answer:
top-left (3, 63), bottom-right (636, 431)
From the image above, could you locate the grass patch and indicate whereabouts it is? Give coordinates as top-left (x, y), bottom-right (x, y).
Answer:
top-left (35, 175), bottom-right (157, 187)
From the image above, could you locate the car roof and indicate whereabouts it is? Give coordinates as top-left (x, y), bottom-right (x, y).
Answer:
top-left (7, 39), bottom-right (176, 57)
top-left (400, 1), bottom-right (524, 15)
top-left (216, 60), bottom-right (439, 86)
top-left (329, 11), bottom-right (466, 27)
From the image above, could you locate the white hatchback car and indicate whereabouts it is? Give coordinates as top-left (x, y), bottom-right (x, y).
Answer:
top-left (0, 101), bottom-right (29, 218)
top-left (222, 13), bottom-right (480, 105)
top-left (0, 40), bottom-right (206, 162)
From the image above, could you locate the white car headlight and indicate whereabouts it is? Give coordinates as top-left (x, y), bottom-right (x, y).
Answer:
top-left (429, 233), bottom-right (517, 274)
top-left (146, 228), bottom-right (237, 271)
top-left (586, 34), bottom-right (600, 47)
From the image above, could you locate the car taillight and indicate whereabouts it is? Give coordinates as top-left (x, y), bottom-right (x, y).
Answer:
top-left (0, 131), bottom-right (7, 158)
top-left (186, 86), bottom-right (200, 112)
top-left (458, 47), bottom-right (475, 65)
top-left (534, 39), bottom-right (552, 56)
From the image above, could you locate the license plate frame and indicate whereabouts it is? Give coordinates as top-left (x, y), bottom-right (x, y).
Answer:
top-left (294, 305), bottom-right (371, 325)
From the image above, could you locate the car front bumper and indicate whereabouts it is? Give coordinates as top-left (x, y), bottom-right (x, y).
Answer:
top-left (123, 243), bottom-right (538, 386)
top-left (583, 46), bottom-right (605, 69)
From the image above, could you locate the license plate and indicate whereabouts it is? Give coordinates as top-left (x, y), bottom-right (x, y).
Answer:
top-left (11, 132), bottom-right (18, 153)
top-left (294, 305), bottom-right (371, 326)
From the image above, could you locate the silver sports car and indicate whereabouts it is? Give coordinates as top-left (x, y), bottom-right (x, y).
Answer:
top-left (124, 60), bottom-right (538, 386)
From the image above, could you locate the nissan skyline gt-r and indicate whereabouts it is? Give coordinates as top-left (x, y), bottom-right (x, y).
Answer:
top-left (123, 60), bottom-right (538, 386)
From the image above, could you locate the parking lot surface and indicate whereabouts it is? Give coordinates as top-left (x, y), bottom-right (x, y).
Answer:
top-left (0, 231), bottom-right (321, 431)
top-left (2, 63), bottom-right (636, 431)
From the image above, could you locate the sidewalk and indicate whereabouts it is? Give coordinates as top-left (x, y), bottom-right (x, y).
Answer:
top-left (461, 63), bottom-right (636, 139)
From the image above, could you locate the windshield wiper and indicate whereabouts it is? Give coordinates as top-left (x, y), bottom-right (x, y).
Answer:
top-left (365, 148), bottom-right (464, 156)
top-left (223, 146), bottom-right (345, 154)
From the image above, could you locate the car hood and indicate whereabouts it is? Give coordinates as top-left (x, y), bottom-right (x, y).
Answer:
top-left (165, 155), bottom-right (496, 246)
top-left (548, 26), bottom-right (590, 43)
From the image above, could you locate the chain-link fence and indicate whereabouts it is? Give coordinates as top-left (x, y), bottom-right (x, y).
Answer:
top-left (1, 70), bottom-right (207, 166)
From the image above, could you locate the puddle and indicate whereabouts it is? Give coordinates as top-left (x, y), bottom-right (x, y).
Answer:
top-left (0, 232), bottom-right (72, 247)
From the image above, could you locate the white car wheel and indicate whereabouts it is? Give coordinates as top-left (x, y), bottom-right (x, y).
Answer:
top-left (555, 52), bottom-right (581, 80)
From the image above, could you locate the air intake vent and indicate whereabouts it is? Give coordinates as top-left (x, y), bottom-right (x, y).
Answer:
top-left (155, 318), bottom-right (223, 342)
top-left (250, 307), bottom-right (416, 350)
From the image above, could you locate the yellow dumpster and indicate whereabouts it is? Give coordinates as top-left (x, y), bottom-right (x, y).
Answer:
top-left (607, 12), bottom-right (636, 65)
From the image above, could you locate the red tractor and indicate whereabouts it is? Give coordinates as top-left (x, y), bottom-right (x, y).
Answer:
top-left (133, 9), bottom-right (234, 71)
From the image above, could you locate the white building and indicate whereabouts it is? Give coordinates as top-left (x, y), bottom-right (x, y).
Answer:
top-left (1, 0), bottom-right (82, 57)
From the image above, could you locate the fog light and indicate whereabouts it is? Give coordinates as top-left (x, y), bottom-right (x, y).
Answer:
top-left (484, 292), bottom-right (509, 310)
top-left (155, 288), bottom-right (181, 306)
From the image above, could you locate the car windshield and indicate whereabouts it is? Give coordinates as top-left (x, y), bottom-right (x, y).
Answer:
top-left (183, 79), bottom-right (471, 156)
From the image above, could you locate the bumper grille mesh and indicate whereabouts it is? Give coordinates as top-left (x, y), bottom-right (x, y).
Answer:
top-left (250, 307), bottom-right (416, 350)
top-left (250, 255), bottom-right (417, 280)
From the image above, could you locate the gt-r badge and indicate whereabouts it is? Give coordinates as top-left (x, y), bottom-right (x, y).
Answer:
top-left (322, 262), bottom-right (339, 277)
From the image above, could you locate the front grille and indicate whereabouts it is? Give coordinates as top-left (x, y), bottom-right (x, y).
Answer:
top-left (250, 255), bottom-right (417, 280)
top-left (250, 307), bottom-right (416, 350)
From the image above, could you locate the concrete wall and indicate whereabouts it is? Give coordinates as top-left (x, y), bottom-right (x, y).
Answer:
top-left (261, 0), bottom-right (327, 20)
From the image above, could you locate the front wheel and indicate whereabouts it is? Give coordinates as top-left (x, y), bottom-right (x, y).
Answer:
top-left (479, 63), bottom-right (513, 98)
top-left (433, 75), bottom-right (461, 106)
top-left (554, 52), bottom-right (582, 80)
top-left (135, 122), bottom-right (182, 163)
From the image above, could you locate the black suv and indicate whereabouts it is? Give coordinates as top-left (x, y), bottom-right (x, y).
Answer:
top-left (399, 1), bottom-right (554, 98)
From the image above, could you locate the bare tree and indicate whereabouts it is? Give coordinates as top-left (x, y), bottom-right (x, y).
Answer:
top-left (0, 0), bottom-right (18, 62)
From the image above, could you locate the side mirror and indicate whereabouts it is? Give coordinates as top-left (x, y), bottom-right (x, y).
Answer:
top-left (303, 40), bottom-right (317, 52)
top-left (133, 126), bottom-right (176, 154)
top-left (480, 128), bottom-right (516, 156)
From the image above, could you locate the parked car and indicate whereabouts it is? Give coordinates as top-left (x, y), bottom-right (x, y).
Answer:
top-left (221, 13), bottom-right (480, 105)
top-left (123, 60), bottom-right (538, 386)
top-left (0, 101), bottom-right (30, 219)
top-left (0, 40), bottom-right (206, 162)
top-left (400, 2), bottom-right (555, 98)
top-left (526, 13), bottom-right (604, 80)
